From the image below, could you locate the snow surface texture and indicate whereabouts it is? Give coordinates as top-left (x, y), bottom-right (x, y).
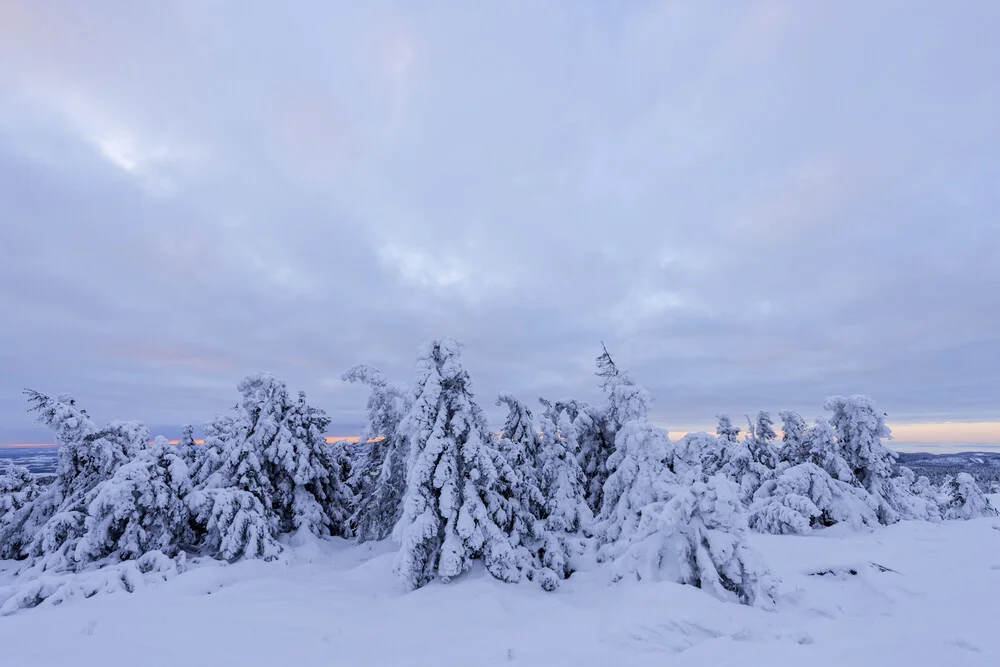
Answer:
top-left (2, 515), bottom-right (1000, 666)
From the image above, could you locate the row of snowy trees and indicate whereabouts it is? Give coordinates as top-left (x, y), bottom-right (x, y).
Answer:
top-left (1, 338), bottom-right (994, 610)
top-left (0, 374), bottom-right (353, 574)
top-left (680, 402), bottom-right (995, 534)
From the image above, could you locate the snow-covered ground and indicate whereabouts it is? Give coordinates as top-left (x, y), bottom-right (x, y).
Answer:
top-left (2, 514), bottom-right (999, 667)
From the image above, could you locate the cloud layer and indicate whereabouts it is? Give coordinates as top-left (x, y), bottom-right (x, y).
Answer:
top-left (1, 1), bottom-right (998, 442)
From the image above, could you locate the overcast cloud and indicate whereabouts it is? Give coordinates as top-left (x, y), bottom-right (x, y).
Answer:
top-left (1, 1), bottom-right (998, 443)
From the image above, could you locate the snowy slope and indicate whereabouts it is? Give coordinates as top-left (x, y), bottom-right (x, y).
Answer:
top-left (2, 517), bottom-right (999, 667)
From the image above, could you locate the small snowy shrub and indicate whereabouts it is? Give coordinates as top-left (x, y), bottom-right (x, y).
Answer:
top-left (890, 467), bottom-right (942, 522)
top-left (749, 462), bottom-right (878, 534)
top-left (940, 473), bottom-right (996, 520)
top-left (610, 472), bottom-right (778, 608)
top-left (190, 488), bottom-right (282, 562)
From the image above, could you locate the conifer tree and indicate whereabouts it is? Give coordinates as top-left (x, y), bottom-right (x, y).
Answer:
top-left (393, 339), bottom-right (523, 590)
top-left (178, 424), bottom-right (198, 465)
top-left (610, 471), bottom-right (778, 608)
top-left (0, 392), bottom-right (145, 565)
top-left (76, 437), bottom-right (194, 563)
top-left (343, 364), bottom-right (409, 542)
top-left (0, 465), bottom-right (39, 526)
top-left (189, 414), bottom-right (233, 487)
top-left (748, 462), bottom-right (878, 533)
top-left (200, 375), bottom-right (352, 540)
top-left (824, 395), bottom-right (899, 524)
top-left (778, 411), bottom-right (810, 464)
top-left (724, 411), bottom-right (779, 503)
top-left (940, 473), bottom-right (995, 520)
top-left (494, 393), bottom-right (546, 570)
top-left (535, 408), bottom-right (592, 587)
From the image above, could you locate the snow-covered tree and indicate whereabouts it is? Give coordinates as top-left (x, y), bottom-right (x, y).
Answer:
top-left (889, 466), bottom-right (942, 522)
top-left (535, 407), bottom-right (592, 587)
top-left (343, 364), bottom-right (410, 543)
top-left (30, 392), bottom-right (140, 508)
top-left (1, 392), bottom-right (147, 565)
top-left (711, 415), bottom-right (740, 471)
top-left (189, 414), bottom-right (234, 488)
top-left (75, 437), bottom-right (193, 563)
top-left (723, 412), bottom-right (780, 503)
top-left (778, 411), bottom-right (810, 464)
top-left (189, 487), bottom-right (282, 561)
top-left (178, 424), bottom-right (197, 465)
top-left (275, 393), bottom-right (354, 537)
top-left (594, 341), bottom-right (621, 391)
top-left (206, 374), bottom-right (289, 514)
top-left (393, 339), bottom-right (524, 590)
top-left (940, 473), bottom-right (995, 520)
top-left (802, 418), bottom-right (856, 483)
top-left (494, 393), bottom-right (546, 567)
top-left (825, 396), bottom-right (900, 524)
top-left (0, 465), bottom-right (39, 526)
top-left (748, 462), bottom-right (878, 534)
top-left (609, 471), bottom-right (778, 608)
top-left (571, 402), bottom-right (616, 514)
top-left (716, 415), bottom-right (740, 446)
top-left (201, 375), bottom-right (353, 541)
top-left (674, 432), bottom-right (726, 477)
top-left (597, 420), bottom-right (674, 556)
top-left (912, 473), bottom-right (940, 504)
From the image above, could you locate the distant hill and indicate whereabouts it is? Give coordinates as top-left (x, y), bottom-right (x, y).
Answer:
top-left (6, 444), bottom-right (999, 491)
top-left (896, 451), bottom-right (1000, 488)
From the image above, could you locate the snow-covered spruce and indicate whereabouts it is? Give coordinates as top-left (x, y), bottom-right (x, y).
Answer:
top-left (939, 473), bottom-right (995, 520)
top-left (188, 487), bottom-right (282, 561)
top-left (0, 465), bottom-right (39, 527)
top-left (535, 406), bottom-right (592, 588)
top-left (715, 415), bottom-right (740, 456)
top-left (609, 470), bottom-right (778, 608)
top-left (201, 374), bottom-right (354, 543)
top-left (673, 431), bottom-right (725, 477)
top-left (593, 363), bottom-right (671, 557)
top-left (777, 410), bottom-right (810, 465)
top-left (722, 411), bottom-right (780, 503)
top-left (280, 392), bottom-right (355, 538)
top-left (824, 396), bottom-right (901, 524)
top-left (795, 418), bottom-right (856, 484)
top-left (494, 393), bottom-right (547, 578)
top-left (75, 437), bottom-right (193, 564)
top-left (0, 392), bottom-right (146, 567)
top-left (596, 421), bottom-right (675, 556)
top-left (748, 462), bottom-right (878, 534)
top-left (393, 339), bottom-right (526, 590)
top-left (574, 343), bottom-right (651, 515)
top-left (188, 414), bottom-right (233, 487)
top-left (889, 466), bottom-right (942, 522)
top-left (569, 401), bottom-right (615, 514)
top-left (178, 424), bottom-right (198, 465)
top-left (343, 364), bottom-right (410, 543)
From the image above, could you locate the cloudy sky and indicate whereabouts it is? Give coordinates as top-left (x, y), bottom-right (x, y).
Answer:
top-left (1, 1), bottom-right (998, 447)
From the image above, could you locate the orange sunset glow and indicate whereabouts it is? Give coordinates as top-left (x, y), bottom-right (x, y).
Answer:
top-left (4, 424), bottom-right (999, 449)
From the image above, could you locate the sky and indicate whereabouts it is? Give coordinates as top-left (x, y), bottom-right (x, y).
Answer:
top-left (0, 1), bottom-right (998, 449)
